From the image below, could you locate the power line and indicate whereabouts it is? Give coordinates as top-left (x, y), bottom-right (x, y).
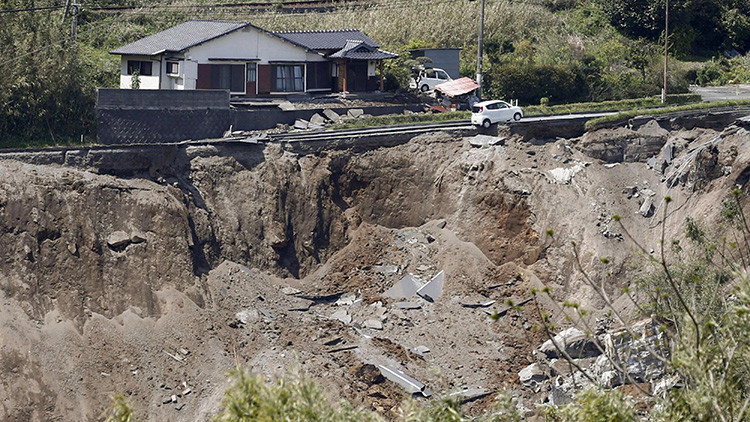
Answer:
top-left (0, 5), bottom-right (63, 14)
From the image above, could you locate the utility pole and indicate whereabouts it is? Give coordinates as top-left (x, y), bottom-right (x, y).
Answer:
top-left (476, 0), bottom-right (485, 99)
top-left (662, 0), bottom-right (669, 103)
top-left (71, 3), bottom-right (79, 40)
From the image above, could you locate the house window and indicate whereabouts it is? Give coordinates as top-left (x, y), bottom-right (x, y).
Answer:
top-left (273, 64), bottom-right (304, 92)
top-left (166, 61), bottom-right (179, 75)
top-left (127, 60), bottom-right (152, 76)
top-left (209, 64), bottom-right (245, 93)
top-left (247, 63), bottom-right (256, 83)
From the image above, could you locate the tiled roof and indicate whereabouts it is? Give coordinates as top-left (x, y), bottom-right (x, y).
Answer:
top-left (329, 40), bottom-right (398, 60)
top-left (272, 29), bottom-right (379, 50)
top-left (110, 20), bottom-right (250, 56)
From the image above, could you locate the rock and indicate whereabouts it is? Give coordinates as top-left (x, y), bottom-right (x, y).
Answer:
top-left (130, 231), bottom-right (147, 244)
top-left (539, 327), bottom-right (601, 359)
top-left (331, 309), bottom-right (351, 324)
top-left (282, 286), bottom-right (301, 295)
top-left (639, 196), bottom-right (655, 217)
top-left (363, 319), bottom-right (383, 330)
top-left (322, 108), bottom-right (341, 123)
top-left (468, 135), bottom-right (504, 147)
top-left (601, 370), bottom-right (622, 388)
top-left (347, 108), bottom-right (364, 118)
top-left (107, 231), bottom-right (131, 249)
top-left (67, 242), bottom-right (77, 255)
top-left (294, 119), bottom-right (309, 130)
top-left (235, 310), bottom-right (258, 325)
top-left (309, 113), bottom-right (326, 126)
top-left (548, 163), bottom-right (587, 184)
top-left (373, 264), bottom-right (399, 274)
top-left (519, 363), bottom-right (548, 387)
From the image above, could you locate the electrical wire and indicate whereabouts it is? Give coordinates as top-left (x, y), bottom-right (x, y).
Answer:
top-left (0, 5), bottom-right (63, 14)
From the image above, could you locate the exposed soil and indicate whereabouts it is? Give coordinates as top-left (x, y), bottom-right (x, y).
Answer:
top-left (0, 113), bottom-right (749, 420)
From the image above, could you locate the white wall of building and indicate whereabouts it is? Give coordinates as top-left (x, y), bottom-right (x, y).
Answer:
top-left (119, 56), bottom-right (161, 90)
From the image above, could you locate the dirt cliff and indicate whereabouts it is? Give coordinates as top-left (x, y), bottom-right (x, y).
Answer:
top-left (0, 112), bottom-right (748, 420)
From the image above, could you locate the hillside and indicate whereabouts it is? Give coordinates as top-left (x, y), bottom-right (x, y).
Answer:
top-left (0, 110), bottom-right (748, 420)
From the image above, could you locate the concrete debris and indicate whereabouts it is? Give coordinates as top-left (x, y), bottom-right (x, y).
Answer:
top-left (165, 351), bottom-right (185, 362)
top-left (328, 345), bottom-right (358, 353)
top-left (519, 363), bottom-right (548, 387)
top-left (395, 302), bottom-right (421, 310)
top-left (282, 286), bottom-right (301, 295)
top-left (385, 274), bottom-right (420, 299)
top-left (416, 270), bottom-right (444, 302)
top-left (331, 309), bottom-right (352, 324)
top-left (363, 319), bottom-right (383, 330)
top-left (539, 327), bottom-right (601, 359)
top-left (547, 163), bottom-right (587, 185)
top-left (639, 196), bottom-right (655, 217)
top-left (468, 135), bottom-right (505, 147)
top-left (412, 345), bottom-right (430, 356)
top-left (278, 101), bottom-right (295, 111)
top-left (175, 403), bottom-right (185, 411)
top-left (448, 388), bottom-right (492, 403)
top-left (179, 348), bottom-right (189, 356)
top-left (460, 299), bottom-right (496, 308)
top-left (377, 364), bottom-right (432, 397)
top-left (235, 309), bottom-right (258, 325)
top-left (310, 113), bottom-right (326, 126)
top-left (347, 108), bottom-right (364, 118)
top-left (107, 231), bottom-right (131, 249)
top-left (259, 308), bottom-right (275, 321)
top-left (336, 293), bottom-right (357, 306)
top-left (294, 119), bottom-right (309, 130)
top-left (373, 264), bottom-right (399, 274)
top-left (323, 108), bottom-right (341, 123)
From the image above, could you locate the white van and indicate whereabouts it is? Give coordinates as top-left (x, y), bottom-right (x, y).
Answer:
top-left (414, 68), bottom-right (452, 92)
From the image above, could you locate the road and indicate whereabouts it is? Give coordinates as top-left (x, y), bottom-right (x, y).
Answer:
top-left (690, 84), bottom-right (750, 102)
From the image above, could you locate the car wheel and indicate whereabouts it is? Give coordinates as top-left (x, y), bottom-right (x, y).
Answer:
top-left (420, 84), bottom-right (430, 92)
top-left (513, 112), bottom-right (522, 121)
top-left (482, 119), bottom-right (492, 129)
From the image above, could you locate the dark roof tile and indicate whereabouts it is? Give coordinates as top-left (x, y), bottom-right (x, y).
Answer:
top-left (110, 20), bottom-right (250, 56)
top-left (272, 29), bottom-right (379, 50)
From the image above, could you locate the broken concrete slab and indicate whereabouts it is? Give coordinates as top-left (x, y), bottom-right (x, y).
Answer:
top-left (347, 108), bottom-right (364, 118)
top-left (294, 119), bottom-right (309, 130)
top-left (322, 108), bottom-right (341, 123)
top-left (373, 264), bottom-right (399, 274)
top-left (460, 298), bottom-right (496, 308)
top-left (130, 231), bottom-right (147, 244)
top-left (331, 309), bottom-right (352, 324)
top-left (539, 327), bottom-right (601, 359)
top-left (377, 365), bottom-right (432, 397)
top-left (278, 101), bottom-right (295, 111)
top-left (468, 134), bottom-right (505, 147)
top-left (258, 308), bottom-right (275, 321)
top-left (309, 113), bottom-right (326, 126)
top-left (416, 270), bottom-right (444, 302)
top-left (385, 274), bottom-right (421, 299)
top-left (363, 319), bottom-right (383, 330)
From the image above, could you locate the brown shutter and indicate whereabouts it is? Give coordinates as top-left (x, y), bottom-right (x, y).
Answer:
top-left (197, 64), bottom-right (211, 89)
top-left (258, 65), bottom-right (271, 95)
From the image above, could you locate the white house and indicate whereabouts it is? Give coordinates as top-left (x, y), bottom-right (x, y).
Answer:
top-left (110, 20), bottom-right (398, 96)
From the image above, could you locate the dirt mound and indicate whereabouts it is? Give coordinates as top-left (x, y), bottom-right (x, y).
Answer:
top-left (0, 115), bottom-right (748, 420)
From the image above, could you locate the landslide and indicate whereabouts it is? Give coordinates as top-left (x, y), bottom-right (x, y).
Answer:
top-left (0, 114), bottom-right (749, 421)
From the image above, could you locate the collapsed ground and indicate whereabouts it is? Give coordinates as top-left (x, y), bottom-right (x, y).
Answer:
top-left (0, 112), bottom-right (749, 421)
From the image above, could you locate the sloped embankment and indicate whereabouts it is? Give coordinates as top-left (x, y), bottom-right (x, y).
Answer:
top-left (0, 113), bottom-right (748, 420)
